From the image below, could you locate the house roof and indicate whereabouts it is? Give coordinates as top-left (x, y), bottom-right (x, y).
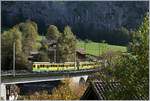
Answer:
top-left (81, 80), bottom-right (148, 100)
top-left (91, 81), bottom-right (122, 100)
top-left (30, 51), bottom-right (39, 54)
top-left (76, 48), bottom-right (86, 55)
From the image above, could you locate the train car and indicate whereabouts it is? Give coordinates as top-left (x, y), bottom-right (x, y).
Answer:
top-left (32, 61), bottom-right (101, 72)
top-left (32, 62), bottom-right (75, 72)
top-left (79, 61), bottom-right (100, 70)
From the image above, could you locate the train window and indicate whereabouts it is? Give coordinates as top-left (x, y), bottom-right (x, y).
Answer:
top-left (37, 65), bottom-right (40, 68)
top-left (46, 65), bottom-right (49, 68)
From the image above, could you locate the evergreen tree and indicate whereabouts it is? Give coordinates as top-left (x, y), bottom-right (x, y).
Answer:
top-left (1, 27), bottom-right (28, 69)
top-left (18, 20), bottom-right (38, 55)
top-left (46, 25), bottom-right (61, 41)
top-left (2, 20), bottom-right (40, 70)
top-left (37, 51), bottom-right (49, 62)
top-left (58, 26), bottom-right (76, 62)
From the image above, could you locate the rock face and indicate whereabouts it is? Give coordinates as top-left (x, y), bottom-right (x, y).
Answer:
top-left (1, 1), bottom-right (149, 40)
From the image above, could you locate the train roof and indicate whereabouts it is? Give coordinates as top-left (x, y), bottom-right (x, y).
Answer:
top-left (32, 61), bottom-right (97, 64)
top-left (33, 62), bottom-right (50, 64)
top-left (32, 62), bottom-right (75, 64)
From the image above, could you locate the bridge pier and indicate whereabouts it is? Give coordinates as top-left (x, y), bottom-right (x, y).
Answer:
top-left (0, 83), bottom-right (6, 100)
top-left (70, 75), bottom-right (88, 86)
top-left (1, 84), bottom-right (19, 101)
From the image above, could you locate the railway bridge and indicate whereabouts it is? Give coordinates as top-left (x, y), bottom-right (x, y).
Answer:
top-left (1, 68), bottom-right (101, 100)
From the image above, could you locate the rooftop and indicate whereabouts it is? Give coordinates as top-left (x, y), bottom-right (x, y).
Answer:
top-left (81, 80), bottom-right (148, 100)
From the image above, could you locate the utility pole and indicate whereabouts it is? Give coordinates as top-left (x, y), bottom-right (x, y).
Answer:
top-left (13, 42), bottom-right (15, 77)
top-left (99, 43), bottom-right (100, 57)
top-left (84, 41), bottom-right (86, 61)
top-left (54, 49), bottom-right (56, 63)
top-left (74, 48), bottom-right (76, 70)
top-left (53, 45), bottom-right (56, 63)
top-left (84, 41), bottom-right (86, 54)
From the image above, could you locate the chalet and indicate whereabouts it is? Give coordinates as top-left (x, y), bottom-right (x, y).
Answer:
top-left (28, 51), bottom-right (39, 61)
top-left (76, 48), bottom-right (86, 61)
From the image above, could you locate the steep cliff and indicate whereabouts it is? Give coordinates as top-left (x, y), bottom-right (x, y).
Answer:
top-left (1, 1), bottom-right (149, 44)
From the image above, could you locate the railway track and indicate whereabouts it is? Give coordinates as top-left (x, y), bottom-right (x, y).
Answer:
top-left (1, 67), bottom-right (102, 77)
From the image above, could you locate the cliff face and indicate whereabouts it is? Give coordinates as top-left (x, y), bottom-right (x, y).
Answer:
top-left (1, 1), bottom-right (149, 40)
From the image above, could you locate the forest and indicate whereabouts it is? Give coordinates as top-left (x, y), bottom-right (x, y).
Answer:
top-left (2, 1), bottom-right (149, 45)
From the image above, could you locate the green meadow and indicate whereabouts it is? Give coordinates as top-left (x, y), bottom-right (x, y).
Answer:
top-left (77, 40), bottom-right (127, 56)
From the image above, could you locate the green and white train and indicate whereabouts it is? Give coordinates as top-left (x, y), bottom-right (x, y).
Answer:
top-left (32, 61), bottom-right (101, 72)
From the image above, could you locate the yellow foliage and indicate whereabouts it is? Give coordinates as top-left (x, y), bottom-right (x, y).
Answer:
top-left (18, 78), bottom-right (87, 100)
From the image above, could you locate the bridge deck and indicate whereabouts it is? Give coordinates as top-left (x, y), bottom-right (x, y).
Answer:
top-left (1, 68), bottom-right (101, 84)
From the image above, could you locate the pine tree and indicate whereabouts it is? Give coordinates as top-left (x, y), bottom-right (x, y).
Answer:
top-left (46, 25), bottom-right (61, 41)
top-left (58, 26), bottom-right (76, 62)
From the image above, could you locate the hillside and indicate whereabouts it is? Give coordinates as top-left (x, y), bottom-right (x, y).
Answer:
top-left (1, 1), bottom-right (149, 45)
top-left (77, 40), bottom-right (126, 56)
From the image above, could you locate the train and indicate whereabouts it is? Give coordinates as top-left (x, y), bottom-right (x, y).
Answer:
top-left (32, 61), bottom-right (101, 72)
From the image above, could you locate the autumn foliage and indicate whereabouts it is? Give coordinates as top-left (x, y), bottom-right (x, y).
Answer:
top-left (18, 78), bottom-right (87, 100)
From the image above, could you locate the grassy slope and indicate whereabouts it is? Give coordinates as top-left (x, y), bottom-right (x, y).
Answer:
top-left (77, 40), bottom-right (127, 56)
top-left (35, 36), bottom-right (127, 56)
